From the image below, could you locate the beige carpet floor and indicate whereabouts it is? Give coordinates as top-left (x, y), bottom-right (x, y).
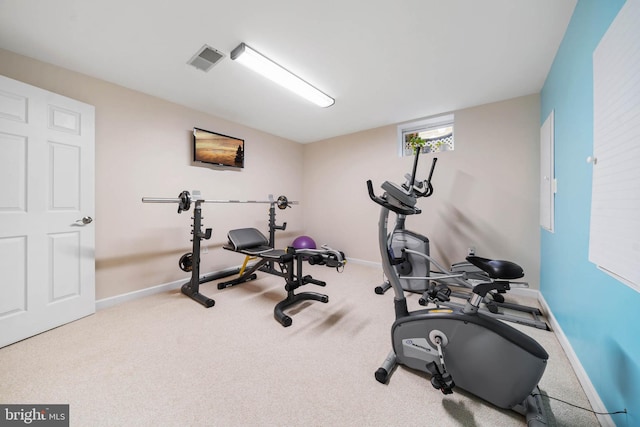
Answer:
top-left (0, 263), bottom-right (599, 426)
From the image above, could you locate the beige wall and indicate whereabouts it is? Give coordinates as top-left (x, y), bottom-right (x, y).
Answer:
top-left (303, 94), bottom-right (542, 288)
top-left (1, 48), bottom-right (541, 299)
top-left (0, 48), bottom-right (304, 300)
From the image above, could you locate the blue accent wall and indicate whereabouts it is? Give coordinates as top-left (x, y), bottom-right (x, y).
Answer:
top-left (540, 0), bottom-right (638, 424)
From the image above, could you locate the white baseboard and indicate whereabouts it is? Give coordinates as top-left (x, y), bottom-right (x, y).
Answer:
top-left (95, 265), bottom-right (244, 310)
top-left (96, 278), bottom-right (185, 310)
top-left (537, 293), bottom-right (614, 427)
top-left (97, 254), bottom-right (382, 310)
top-left (345, 257), bottom-right (382, 268)
top-left (96, 259), bottom-right (374, 310)
top-left (506, 285), bottom-right (539, 299)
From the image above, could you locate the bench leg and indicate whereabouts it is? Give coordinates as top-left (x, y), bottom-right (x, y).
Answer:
top-left (274, 292), bottom-right (329, 327)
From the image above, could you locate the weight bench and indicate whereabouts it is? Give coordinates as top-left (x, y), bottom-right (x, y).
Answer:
top-left (219, 227), bottom-right (343, 327)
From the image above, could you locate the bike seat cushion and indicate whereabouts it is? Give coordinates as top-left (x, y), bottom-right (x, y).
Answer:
top-left (465, 256), bottom-right (524, 280)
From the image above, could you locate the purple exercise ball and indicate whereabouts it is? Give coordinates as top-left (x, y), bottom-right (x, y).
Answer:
top-left (292, 235), bottom-right (316, 250)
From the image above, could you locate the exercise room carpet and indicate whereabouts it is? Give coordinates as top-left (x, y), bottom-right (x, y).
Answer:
top-left (0, 263), bottom-right (599, 426)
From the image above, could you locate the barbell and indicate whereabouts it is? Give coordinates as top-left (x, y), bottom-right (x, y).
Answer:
top-left (141, 190), bottom-right (298, 213)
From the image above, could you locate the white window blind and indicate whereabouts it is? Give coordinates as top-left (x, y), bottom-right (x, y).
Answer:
top-left (589, 0), bottom-right (640, 291)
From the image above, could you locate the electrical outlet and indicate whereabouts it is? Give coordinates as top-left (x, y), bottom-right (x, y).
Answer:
top-left (468, 246), bottom-right (476, 256)
top-left (202, 246), bottom-right (208, 254)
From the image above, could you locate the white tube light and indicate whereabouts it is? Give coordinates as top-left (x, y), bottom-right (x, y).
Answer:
top-left (231, 43), bottom-right (335, 108)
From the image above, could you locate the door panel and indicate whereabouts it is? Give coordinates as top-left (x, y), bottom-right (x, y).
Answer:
top-left (0, 75), bottom-right (95, 348)
top-left (0, 89), bottom-right (28, 122)
top-left (0, 236), bottom-right (27, 315)
top-left (0, 132), bottom-right (27, 211)
top-left (50, 141), bottom-right (80, 209)
top-left (50, 232), bottom-right (81, 301)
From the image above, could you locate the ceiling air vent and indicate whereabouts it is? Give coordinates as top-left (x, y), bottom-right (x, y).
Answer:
top-left (187, 45), bottom-right (225, 72)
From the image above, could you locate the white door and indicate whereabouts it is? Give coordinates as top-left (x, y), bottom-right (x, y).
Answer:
top-left (0, 75), bottom-right (95, 348)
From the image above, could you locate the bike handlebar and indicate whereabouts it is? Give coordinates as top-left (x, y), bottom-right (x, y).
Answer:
top-left (366, 180), bottom-right (421, 215)
top-left (366, 156), bottom-right (438, 215)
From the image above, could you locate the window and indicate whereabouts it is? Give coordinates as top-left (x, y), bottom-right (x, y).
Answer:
top-left (397, 114), bottom-right (454, 157)
top-left (589, 0), bottom-right (640, 292)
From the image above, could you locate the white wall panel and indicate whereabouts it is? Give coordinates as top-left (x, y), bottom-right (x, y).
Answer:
top-left (540, 111), bottom-right (555, 232)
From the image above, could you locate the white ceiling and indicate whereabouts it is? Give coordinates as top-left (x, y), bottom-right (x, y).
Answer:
top-left (0, 0), bottom-right (576, 143)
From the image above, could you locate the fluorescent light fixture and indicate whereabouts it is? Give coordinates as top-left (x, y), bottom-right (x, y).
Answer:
top-left (231, 43), bottom-right (335, 108)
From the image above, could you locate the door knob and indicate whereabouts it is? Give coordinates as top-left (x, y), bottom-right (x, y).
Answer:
top-left (76, 216), bottom-right (93, 225)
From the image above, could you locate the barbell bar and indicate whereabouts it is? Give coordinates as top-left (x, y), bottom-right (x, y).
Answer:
top-left (141, 190), bottom-right (298, 212)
